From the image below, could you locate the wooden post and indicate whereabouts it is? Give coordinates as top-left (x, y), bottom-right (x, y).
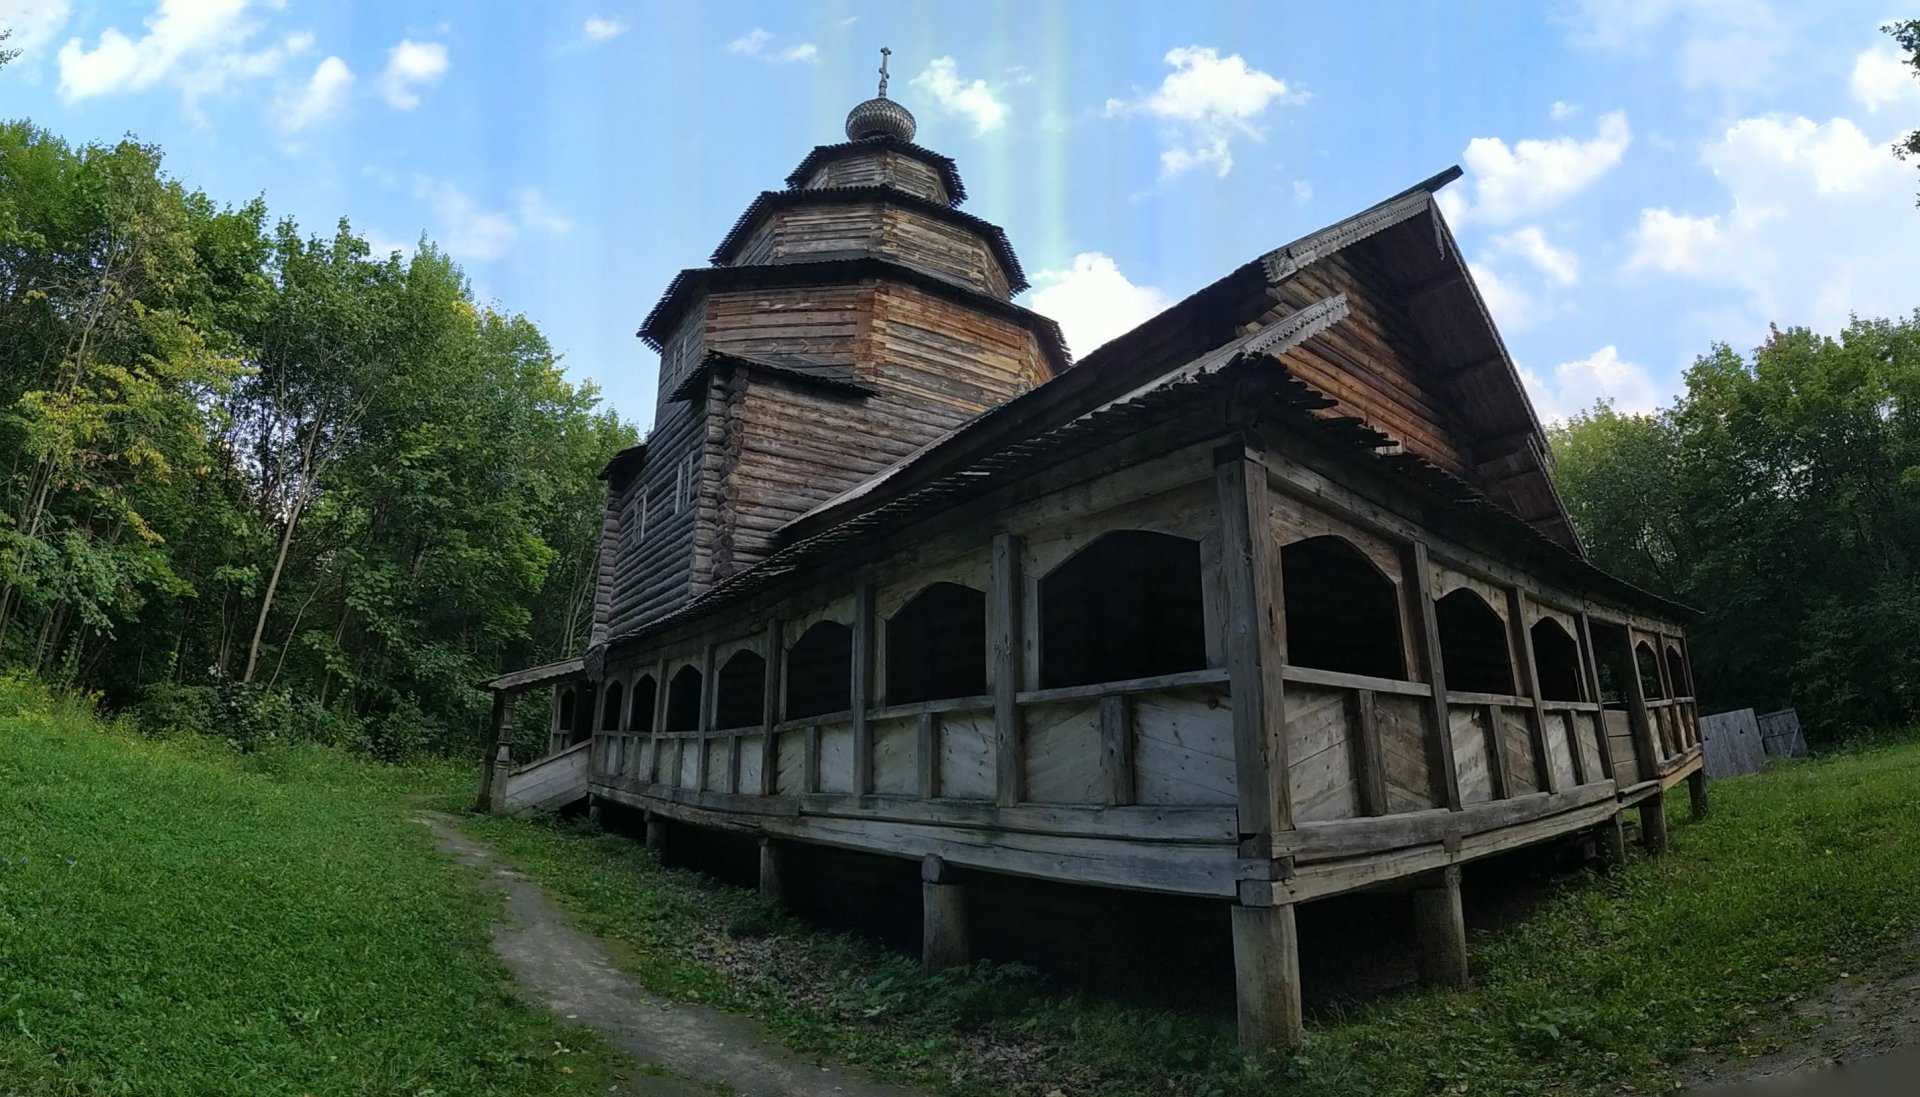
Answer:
top-left (1615, 625), bottom-right (1661, 781)
top-left (917, 711), bottom-right (938, 798)
top-left (1506, 586), bottom-right (1562, 792)
top-left (758, 837), bottom-right (784, 904)
top-left (1412, 866), bottom-right (1469, 989)
top-left (990, 532), bottom-right (1022, 807)
top-left (852, 583), bottom-right (875, 796)
top-left (548, 685), bottom-right (564, 755)
top-left (696, 642), bottom-right (717, 792)
top-left (1404, 541), bottom-right (1463, 811)
top-left (1599, 811), bottom-right (1627, 869)
top-left (1639, 790), bottom-right (1669, 853)
top-left (1214, 448), bottom-right (1291, 851)
top-left (1575, 612), bottom-right (1619, 782)
top-left (475, 690), bottom-right (514, 813)
top-left (1687, 769), bottom-right (1709, 820)
top-left (1098, 694), bottom-right (1134, 806)
top-left (648, 657), bottom-right (669, 784)
top-left (1483, 703), bottom-right (1512, 800)
top-left (1231, 901), bottom-right (1304, 1049)
top-left (759, 619), bottom-right (782, 795)
top-left (1350, 689), bottom-right (1389, 817)
top-left (920, 856), bottom-right (969, 970)
top-left (644, 810), bottom-right (667, 854)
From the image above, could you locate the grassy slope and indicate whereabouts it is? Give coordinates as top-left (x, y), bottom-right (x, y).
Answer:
top-left (465, 739), bottom-right (1920, 1097)
top-left (0, 675), bottom-right (630, 1097)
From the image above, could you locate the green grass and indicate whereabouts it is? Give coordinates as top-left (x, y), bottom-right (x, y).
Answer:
top-left (0, 673), bottom-right (632, 1097)
top-left (464, 739), bottom-right (1920, 1097)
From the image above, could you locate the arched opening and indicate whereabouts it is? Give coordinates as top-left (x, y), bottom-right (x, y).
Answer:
top-left (665, 665), bottom-right (703, 731)
top-left (1635, 642), bottom-right (1665, 700)
top-left (601, 680), bottom-right (625, 731)
top-left (1665, 645), bottom-right (1691, 697)
top-left (1280, 536), bottom-right (1405, 679)
top-left (715, 650), bottom-right (767, 728)
top-left (1588, 620), bottom-right (1631, 706)
top-left (1039, 530), bottom-right (1206, 690)
top-left (1436, 588), bottom-right (1515, 695)
top-left (629, 675), bottom-right (657, 733)
top-left (786, 621), bottom-right (852, 720)
top-left (1530, 618), bottom-right (1584, 702)
top-left (886, 582), bottom-right (987, 705)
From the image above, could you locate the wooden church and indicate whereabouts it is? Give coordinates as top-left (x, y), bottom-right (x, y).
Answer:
top-left (479, 60), bottom-right (1708, 1048)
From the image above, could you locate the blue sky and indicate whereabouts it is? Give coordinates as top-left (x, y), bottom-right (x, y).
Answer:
top-left (5, 1), bottom-right (1917, 430)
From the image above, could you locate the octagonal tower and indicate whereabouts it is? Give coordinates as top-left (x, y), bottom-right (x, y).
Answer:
top-left (597, 55), bottom-right (1069, 640)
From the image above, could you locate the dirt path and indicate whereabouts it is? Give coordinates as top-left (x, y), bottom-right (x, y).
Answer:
top-left (420, 814), bottom-right (928, 1097)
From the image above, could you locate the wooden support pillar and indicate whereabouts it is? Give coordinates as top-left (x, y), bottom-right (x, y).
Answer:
top-left (1412, 866), bottom-right (1469, 989)
top-left (1575, 612), bottom-right (1619, 782)
top-left (1599, 811), bottom-right (1628, 869)
top-left (990, 532), bottom-right (1022, 807)
top-left (920, 856), bottom-right (969, 970)
top-left (1639, 790), bottom-right (1669, 853)
top-left (648, 657), bottom-right (669, 784)
top-left (1614, 625), bottom-right (1661, 782)
top-left (1350, 689), bottom-right (1389, 817)
top-left (759, 619), bottom-right (782, 795)
top-left (1099, 694), bottom-right (1134, 806)
top-left (1231, 900), bottom-right (1304, 1050)
top-left (1405, 541), bottom-right (1463, 811)
top-left (475, 690), bottom-right (514, 813)
top-left (1214, 448), bottom-right (1292, 852)
top-left (757, 837), bottom-right (784, 905)
top-left (852, 583), bottom-right (875, 796)
top-left (695, 642), bottom-right (717, 791)
top-left (1506, 586), bottom-right (1563, 792)
top-left (1687, 768), bottom-right (1709, 820)
top-left (644, 811), bottom-right (667, 854)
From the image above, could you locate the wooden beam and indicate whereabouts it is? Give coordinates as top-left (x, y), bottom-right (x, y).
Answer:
top-left (1214, 447), bottom-right (1291, 844)
top-left (1506, 586), bottom-right (1561, 794)
top-left (1350, 689), bottom-right (1389, 817)
top-left (695, 642), bottom-right (716, 792)
top-left (1574, 612), bottom-right (1618, 783)
top-left (1404, 540), bottom-right (1464, 811)
top-left (851, 582), bottom-right (875, 797)
top-left (917, 711), bottom-right (938, 799)
top-left (1412, 866), bottom-right (1468, 988)
top-left (759, 619), bottom-right (782, 796)
top-left (1616, 626), bottom-right (1661, 782)
top-left (990, 532), bottom-right (1022, 807)
top-left (1483, 703), bottom-right (1511, 800)
top-left (1433, 353), bottom-right (1503, 383)
top-left (650, 656), bottom-right (670, 783)
top-left (1232, 902), bottom-right (1304, 1049)
top-left (1099, 694), bottom-right (1135, 807)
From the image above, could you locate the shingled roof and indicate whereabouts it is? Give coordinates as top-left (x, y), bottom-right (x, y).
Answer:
top-left (784, 137), bottom-right (967, 206)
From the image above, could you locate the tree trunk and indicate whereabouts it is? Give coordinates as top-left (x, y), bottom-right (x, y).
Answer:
top-left (243, 428), bottom-right (321, 684)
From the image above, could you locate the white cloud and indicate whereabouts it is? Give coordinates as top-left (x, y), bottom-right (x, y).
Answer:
top-left (274, 55), bottom-right (352, 134)
top-left (0, 0), bottom-right (72, 69)
top-left (1027, 252), bottom-right (1173, 358)
top-left (726, 27), bottom-right (816, 64)
top-left (1626, 208), bottom-right (1722, 273)
top-left (1850, 45), bottom-right (1918, 113)
top-left (514, 187), bottom-right (573, 235)
top-left (1564, 0), bottom-right (1790, 99)
top-left (1292, 179), bottom-right (1313, 204)
top-left (1104, 46), bottom-right (1303, 179)
top-left (1519, 346), bottom-right (1662, 423)
top-left (1492, 226), bottom-right (1579, 285)
top-left (910, 56), bottom-right (1007, 136)
top-left (1469, 261), bottom-right (1536, 333)
top-left (378, 39), bottom-right (447, 110)
top-left (1444, 111), bottom-right (1631, 226)
top-left (1550, 100), bottom-right (1580, 121)
top-left (1628, 111), bottom-right (1920, 341)
top-left (582, 16), bottom-right (628, 43)
top-left (53, 0), bottom-right (312, 121)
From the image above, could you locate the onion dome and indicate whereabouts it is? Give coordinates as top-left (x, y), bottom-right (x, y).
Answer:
top-left (845, 47), bottom-right (916, 142)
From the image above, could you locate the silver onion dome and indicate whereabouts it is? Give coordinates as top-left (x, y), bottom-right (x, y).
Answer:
top-left (845, 46), bottom-right (916, 142)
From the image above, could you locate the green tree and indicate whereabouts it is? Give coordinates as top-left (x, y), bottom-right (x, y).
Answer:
top-left (1889, 20), bottom-right (1920, 202)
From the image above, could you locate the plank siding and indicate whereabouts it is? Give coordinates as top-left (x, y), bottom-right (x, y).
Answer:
top-left (803, 151), bottom-right (949, 204)
top-left (732, 203), bottom-right (1011, 297)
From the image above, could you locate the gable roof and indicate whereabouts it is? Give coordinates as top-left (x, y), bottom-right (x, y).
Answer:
top-left (783, 165), bottom-right (1583, 554)
top-left (784, 137), bottom-right (966, 206)
top-left (710, 186), bottom-right (1029, 294)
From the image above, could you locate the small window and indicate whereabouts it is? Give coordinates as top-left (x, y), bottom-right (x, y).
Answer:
top-left (1039, 530), bottom-right (1206, 689)
top-left (1280, 535), bottom-right (1405, 680)
top-left (629, 674), bottom-right (657, 733)
top-left (1435, 588), bottom-right (1515, 695)
top-left (886, 583), bottom-right (987, 705)
top-left (786, 621), bottom-right (853, 719)
top-left (1530, 618), bottom-right (1584, 702)
top-left (665, 665), bottom-right (703, 731)
top-left (714, 650), bottom-right (767, 728)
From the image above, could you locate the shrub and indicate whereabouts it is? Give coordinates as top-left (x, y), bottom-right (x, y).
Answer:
top-left (132, 681), bottom-right (219, 739)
